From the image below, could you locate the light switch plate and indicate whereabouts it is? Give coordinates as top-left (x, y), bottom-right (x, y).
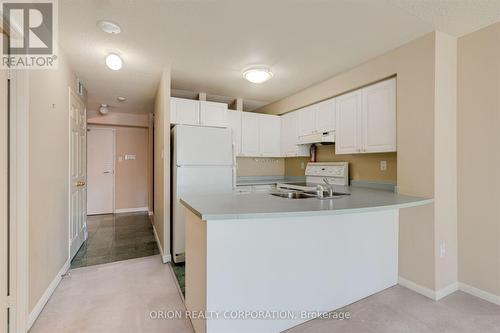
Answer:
top-left (380, 160), bottom-right (387, 171)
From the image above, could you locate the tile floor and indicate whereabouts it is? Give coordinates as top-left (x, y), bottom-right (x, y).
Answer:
top-left (71, 212), bottom-right (159, 268)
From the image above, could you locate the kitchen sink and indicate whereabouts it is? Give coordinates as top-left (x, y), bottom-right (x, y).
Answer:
top-left (271, 192), bottom-right (316, 199)
top-left (271, 190), bottom-right (351, 199)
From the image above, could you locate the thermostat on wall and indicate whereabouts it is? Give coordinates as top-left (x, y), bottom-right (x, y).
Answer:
top-left (124, 154), bottom-right (136, 160)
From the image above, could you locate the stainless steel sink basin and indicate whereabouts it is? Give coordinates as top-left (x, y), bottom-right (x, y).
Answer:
top-left (271, 192), bottom-right (316, 199)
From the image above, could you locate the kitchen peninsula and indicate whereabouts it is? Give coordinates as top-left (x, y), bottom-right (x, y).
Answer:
top-left (180, 187), bottom-right (432, 333)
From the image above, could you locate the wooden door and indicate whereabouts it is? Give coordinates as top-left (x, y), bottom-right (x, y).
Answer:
top-left (69, 90), bottom-right (88, 259)
top-left (86, 128), bottom-right (115, 215)
top-left (362, 78), bottom-right (396, 153)
top-left (335, 90), bottom-right (362, 154)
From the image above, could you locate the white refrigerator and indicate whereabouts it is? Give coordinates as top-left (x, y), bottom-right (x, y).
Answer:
top-left (172, 125), bottom-right (235, 263)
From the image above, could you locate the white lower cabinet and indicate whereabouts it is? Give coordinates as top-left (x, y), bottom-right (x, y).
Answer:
top-left (335, 78), bottom-right (396, 154)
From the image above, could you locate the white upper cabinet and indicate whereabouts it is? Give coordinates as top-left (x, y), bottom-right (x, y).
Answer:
top-left (259, 114), bottom-right (281, 157)
top-left (170, 98), bottom-right (228, 128)
top-left (298, 106), bottom-right (317, 136)
top-left (200, 101), bottom-right (228, 128)
top-left (362, 79), bottom-right (396, 153)
top-left (281, 112), bottom-right (309, 157)
top-left (335, 78), bottom-right (396, 154)
top-left (298, 98), bottom-right (335, 137)
top-left (240, 113), bottom-right (281, 157)
top-left (241, 112), bottom-right (260, 156)
top-left (335, 90), bottom-right (363, 154)
top-left (170, 97), bottom-right (200, 126)
top-left (316, 99), bottom-right (335, 133)
top-left (227, 110), bottom-right (242, 156)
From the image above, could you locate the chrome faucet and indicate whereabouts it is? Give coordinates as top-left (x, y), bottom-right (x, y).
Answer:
top-left (316, 184), bottom-right (326, 198)
top-left (323, 178), bottom-right (334, 197)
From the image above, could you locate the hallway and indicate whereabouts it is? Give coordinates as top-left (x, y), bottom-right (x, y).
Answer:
top-left (29, 256), bottom-right (193, 333)
top-left (71, 212), bottom-right (158, 268)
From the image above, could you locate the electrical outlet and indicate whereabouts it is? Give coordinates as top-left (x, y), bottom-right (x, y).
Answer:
top-left (380, 160), bottom-right (387, 171)
top-left (301, 162), bottom-right (305, 169)
top-left (440, 243), bottom-right (446, 258)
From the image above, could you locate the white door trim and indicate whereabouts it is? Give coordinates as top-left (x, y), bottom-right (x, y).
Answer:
top-left (9, 68), bottom-right (30, 333)
top-left (86, 126), bottom-right (116, 214)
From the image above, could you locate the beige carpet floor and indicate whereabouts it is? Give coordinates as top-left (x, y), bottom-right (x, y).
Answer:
top-left (30, 255), bottom-right (500, 333)
top-left (29, 255), bottom-right (193, 333)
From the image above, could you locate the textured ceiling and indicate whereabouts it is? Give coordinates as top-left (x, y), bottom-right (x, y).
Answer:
top-left (59, 0), bottom-right (500, 114)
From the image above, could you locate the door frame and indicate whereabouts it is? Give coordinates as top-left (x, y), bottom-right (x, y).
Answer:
top-left (86, 126), bottom-right (116, 215)
top-left (7, 67), bottom-right (30, 333)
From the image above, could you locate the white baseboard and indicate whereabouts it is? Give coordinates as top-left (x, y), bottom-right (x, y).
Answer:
top-left (459, 282), bottom-right (500, 306)
top-left (398, 276), bottom-right (436, 300)
top-left (28, 259), bottom-right (70, 330)
top-left (152, 222), bottom-right (171, 264)
top-left (435, 282), bottom-right (458, 300)
top-left (114, 207), bottom-right (148, 214)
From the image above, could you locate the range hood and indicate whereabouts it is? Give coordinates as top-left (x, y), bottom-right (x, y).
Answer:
top-left (298, 131), bottom-right (335, 145)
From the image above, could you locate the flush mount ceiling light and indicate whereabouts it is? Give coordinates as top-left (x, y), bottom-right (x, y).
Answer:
top-left (99, 104), bottom-right (109, 115)
top-left (105, 53), bottom-right (123, 70)
top-left (117, 96), bottom-right (127, 102)
top-left (97, 20), bottom-right (121, 34)
top-left (243, 67), bottom-right (273, 83)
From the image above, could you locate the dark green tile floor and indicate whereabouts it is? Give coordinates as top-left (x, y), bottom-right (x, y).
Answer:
top-left (71, 212), bottom-right (159, 269)
top-left (171, 262), bottom-right (185, 296)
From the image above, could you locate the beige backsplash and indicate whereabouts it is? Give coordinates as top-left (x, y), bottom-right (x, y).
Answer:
top-left (236, 157), bottom-right (285, 176)
top-left (285, 145), bottom-right (397, 182)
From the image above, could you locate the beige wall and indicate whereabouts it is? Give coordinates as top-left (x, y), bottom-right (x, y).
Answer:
top-left (87, 110), bottom-right (148, 127)
top-left (236, 157), bottom-right (285, 177)
top-left (285, 146), bottom-right (397, 182)
top-left (28, 50), bottom-right (85, 310)
top-left (89, 125), bottom-right (149, 210)
top-left (433, 32), bottom-right (458, 291)
top-left (259, 32), bottom-right (459, 292)
top-left (457, 23), bottom-right (500, 296)
top-left (153, 69), bottom-right (171, 258)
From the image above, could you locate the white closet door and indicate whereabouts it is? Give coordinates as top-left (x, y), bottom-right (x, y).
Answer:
top-left (87, 128), bottom-right (115, 215)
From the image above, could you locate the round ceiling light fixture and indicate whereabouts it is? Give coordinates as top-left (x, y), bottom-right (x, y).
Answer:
top-left (105, 53), bottom-right (123, 70)
top-left (99, 104), bottom-right (109, 115)
top-left (97, 20), bottom-right (121, 34)
top-left (243, 66), bottom-right (273, 84)
top-left (117, 96), bottom-right (127, 102)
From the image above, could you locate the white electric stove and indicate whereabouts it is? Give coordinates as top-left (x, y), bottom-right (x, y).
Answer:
top-left (277, 162), bottom-right (349, 192)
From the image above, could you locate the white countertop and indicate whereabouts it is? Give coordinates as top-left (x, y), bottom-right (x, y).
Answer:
top-left (180, 186), bottom-right (433, 220)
